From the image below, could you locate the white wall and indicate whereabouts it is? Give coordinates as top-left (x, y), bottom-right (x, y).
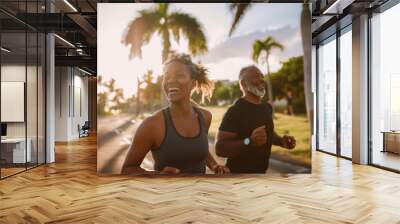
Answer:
top-left (1, 65), bottom-right (37, 137)
top-left (55, 66), bottom-right (69, 141)
top-left (1, 65), bottom-right (26, 138)
top-left (55, 67), bottom-right (89, 141)
top-left (72, 73), bottom-right (89, 138)
top-left (1, 64), bottom-right (46, 164)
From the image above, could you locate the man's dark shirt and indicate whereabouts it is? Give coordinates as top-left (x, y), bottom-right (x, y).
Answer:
top-left (219, 98), bottom-right (281, 173)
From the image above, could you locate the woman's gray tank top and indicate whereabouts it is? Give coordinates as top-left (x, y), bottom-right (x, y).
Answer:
top-left (151, 107), bottom-right (209, 173)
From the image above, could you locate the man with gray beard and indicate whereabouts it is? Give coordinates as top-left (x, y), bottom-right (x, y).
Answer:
top-left (215, 65), bottom-right (296, 173)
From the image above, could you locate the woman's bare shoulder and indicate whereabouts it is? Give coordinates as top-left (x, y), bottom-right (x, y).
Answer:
top-left (139, 110), bottom-right (165, 130)
top-left (194, 106), bottom-right (212, 126)
top-left (196, 107), bottom-right (211, 118)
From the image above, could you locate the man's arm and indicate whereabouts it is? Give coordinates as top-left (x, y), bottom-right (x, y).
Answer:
top-left (272, 131), bottom-right (283, 146)
top-left (215, 106), bottom-right (245, 158)
top-left (215, 131), bottom-right (247, 158)
top-left (271, 132), bottom-right (297, 149)
top-left (216, 125), bottom-right (267, 158)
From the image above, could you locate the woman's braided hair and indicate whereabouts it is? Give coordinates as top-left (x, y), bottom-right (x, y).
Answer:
top-left (164, 52), bottom-right (214, 103)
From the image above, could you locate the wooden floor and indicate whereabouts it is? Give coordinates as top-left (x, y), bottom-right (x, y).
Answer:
top-left (372, 151), bottom-right (400, 171)
top-left (1, 167), bottom-right (26, 178)
top-left (0, 135), bottom-right (400, 223)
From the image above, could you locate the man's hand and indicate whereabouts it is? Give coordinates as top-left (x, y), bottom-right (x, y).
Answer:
top-left (211, 164), bottom-right (230, 174)
top-left (250, 125), bottom-right (267, 146)
top-left (281, 135), bottom-right (296, 149)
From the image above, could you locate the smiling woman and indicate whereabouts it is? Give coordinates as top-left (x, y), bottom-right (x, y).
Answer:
top-left (163, 53), bottom-right (214, 104)
top-left (120, 52), bottom-right (229, 175)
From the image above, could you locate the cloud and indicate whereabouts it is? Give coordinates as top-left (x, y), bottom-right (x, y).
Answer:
top-left (203, 55), bottom-right (283, 81)
top-left (204, 57), bottom-right (254, 81)
top-left (197, 25), bottom-right (303, 70)
top-left (194, 26), bottom-right (303, 81)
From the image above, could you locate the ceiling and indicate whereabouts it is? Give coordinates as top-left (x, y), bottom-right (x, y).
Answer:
top-left (0, 0), bottom-right (395, 74)
top-left (311, 0), bottom-right (390, 43)
top-left (0, 0), bottom-right (98, 74)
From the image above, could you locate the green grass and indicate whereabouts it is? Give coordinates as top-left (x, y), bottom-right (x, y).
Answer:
top-left (270, 113), bottom-right (311, 166)
top-left (204, 106), bottom-right (311, 166)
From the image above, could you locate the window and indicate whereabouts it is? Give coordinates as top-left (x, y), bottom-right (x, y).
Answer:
top-left (339, 27), bottom-right (352, 158)
top-left (370, 2), bottom-right (400, 171)
top-left (0, 1), bottom-right (46, 179)
top-left (317, 35), bottom-right (337, 154)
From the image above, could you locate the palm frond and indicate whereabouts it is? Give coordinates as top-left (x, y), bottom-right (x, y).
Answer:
top-left (269, 42), bottom-right (284, 51)
top-left (156, 3), bottom-right (170, 16)
top-left (228, 2), bottom-right (251, 37)
top-left (169, 11), bottom-right (181, 44)
top-left (252, 36), bottom-right (284, 65)
top-left (122, 8), bottom-right (161, 59)
top-left (169, 12), bottom-right (208, 56)
top-left (264, 36), bottom-right (284, 52)
top-left (252, 40), bottom-right (264, 63)
top-left (159, 26), bottom-right (171, 62)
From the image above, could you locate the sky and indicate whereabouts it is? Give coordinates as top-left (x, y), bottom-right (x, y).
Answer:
top-left (98, 3), bottom-right (303, 97)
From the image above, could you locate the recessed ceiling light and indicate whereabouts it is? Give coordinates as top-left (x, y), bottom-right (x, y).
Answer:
top-left (54, 34), bottom-right (75, 48)
top-left (63, 0), bottom-right (78, 12)
top-left (78, 67), bottom-right (92, 76)
top-left (1, 47), bottom-right (11, 53)
top-left (322, 0), bottom-right (354, 15)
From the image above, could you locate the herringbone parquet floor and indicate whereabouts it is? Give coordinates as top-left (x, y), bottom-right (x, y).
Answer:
top-left (1, 135), bottom-right (400, 224)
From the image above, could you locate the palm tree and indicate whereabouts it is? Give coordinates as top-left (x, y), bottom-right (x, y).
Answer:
top-left (97, 76), bottom-right (109, 116)
top-left (229, 2), bottom-right (314, 131)
top-left (110, 88), bottom-right (125, 114)
top-left (252, 36), bottom-right (284, 105)
top-left (105, 78), bottom-right (116, 93)
top-left (122, 3), bottom-right (208, 63)
top-left (228, 3), bottom-right (252, 37)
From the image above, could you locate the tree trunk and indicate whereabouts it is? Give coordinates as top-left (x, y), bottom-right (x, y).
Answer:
top-left (161, 28), bottom-right (171, 63)
top-left (301, 3), bottom-right (313, 132)
top-left (265, 56), bottom-right (274, 114)
top-left (162, 48), bottom-right (169, 65)
top-left (160, 29), bottom-right (171, 107)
